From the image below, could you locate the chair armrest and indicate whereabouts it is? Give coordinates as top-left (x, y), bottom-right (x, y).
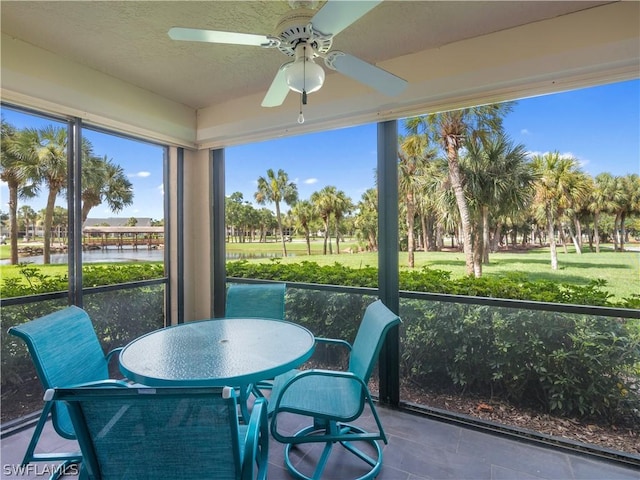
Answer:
top-left (43, 379), bottom-right (131, 401)
top-left (314, 337), bottom-right (352, 351)
top-left (270, 369), bottom-right (368, 417)
top-left (279, 368), bottom-right (366, 394)
top-left (105, 346), bottom-right (123, 365)
top-left (242, 397), bottom-right (268, 480)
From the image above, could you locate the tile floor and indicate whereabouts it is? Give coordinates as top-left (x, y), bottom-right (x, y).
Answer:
top-left (2, 405), bottom-right (639, 479)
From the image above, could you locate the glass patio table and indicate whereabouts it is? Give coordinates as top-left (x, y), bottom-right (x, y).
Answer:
top-left (119, 318), bottom-right (315, 419)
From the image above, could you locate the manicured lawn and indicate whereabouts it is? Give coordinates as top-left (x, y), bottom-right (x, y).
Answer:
top-left (2, 239), bottom-right (638, 301)
top-left (231, 240), bottom-right (639, 301)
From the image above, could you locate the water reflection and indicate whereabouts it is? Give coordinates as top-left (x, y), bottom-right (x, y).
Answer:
top-left (1, 248), bottom-right (290, 265)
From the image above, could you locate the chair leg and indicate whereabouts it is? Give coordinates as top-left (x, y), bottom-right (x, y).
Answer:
top-left (21, 402), bottom-right (52, 467)
top-left (21, 402), bottom-right (83, 479)
top-left (282, 422), bottom-right (384, 480)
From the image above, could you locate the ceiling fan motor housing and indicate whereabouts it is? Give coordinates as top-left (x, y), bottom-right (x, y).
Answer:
top-left (274, 8), bottom-right (332, 56)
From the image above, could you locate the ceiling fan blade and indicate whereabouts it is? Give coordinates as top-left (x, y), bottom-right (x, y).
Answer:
top-left (326, 52), bottom-right (407, 96)
top-left (261, 64), bottom-right (292, 107)
top-left (311, 0), bottom-right (382, 36)
top-left (168, 27), bottom-right (274, 47)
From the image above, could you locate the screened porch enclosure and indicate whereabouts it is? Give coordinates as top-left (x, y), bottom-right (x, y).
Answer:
top-left (1, 0), bottom-right (639, 475)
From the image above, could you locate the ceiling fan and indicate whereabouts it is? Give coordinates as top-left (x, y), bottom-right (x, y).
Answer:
top-left (168, 0), bottom-right (407, 116)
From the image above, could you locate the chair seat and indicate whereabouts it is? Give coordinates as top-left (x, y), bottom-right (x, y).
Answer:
top-left (269, 370), bottom-right (363, 421)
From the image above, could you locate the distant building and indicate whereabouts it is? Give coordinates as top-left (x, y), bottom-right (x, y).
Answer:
top-left (84, 217), bottom-right (153, 227)
top-left (82, 218), bottom-right (163, 250)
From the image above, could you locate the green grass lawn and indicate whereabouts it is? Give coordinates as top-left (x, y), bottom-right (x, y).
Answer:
top-left (2, 239), bottom-right (638, 301)
top-left (228, 239), bottom-right (640, 301)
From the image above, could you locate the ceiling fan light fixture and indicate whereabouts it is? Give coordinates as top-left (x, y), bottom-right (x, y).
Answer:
top-left (284, 49), bottom-right (325, 94)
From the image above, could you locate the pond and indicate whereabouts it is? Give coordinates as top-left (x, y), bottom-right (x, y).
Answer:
top-left (1, 247), bottom-right (289, 265)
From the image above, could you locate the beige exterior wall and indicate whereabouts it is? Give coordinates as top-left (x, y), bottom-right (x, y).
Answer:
top-left (182, 148), bottom-right (213, 322)
top-left (1, 33), bottom-right (197, 148)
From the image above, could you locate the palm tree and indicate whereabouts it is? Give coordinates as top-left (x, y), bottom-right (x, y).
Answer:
top-left (82, 155), bottom-right (134, 223)
top-left (256, 208), bottom-right (276, 243)
top-left (612, 173), bottom-right (640, 251)
top-left (562, 170), bottom-right (591, 254)
top-left (331, 189), bottom-right (353, 255)
top-left (18, 205), bottom-right (38, 241)
top-left (417, 158), bottom-right (451, 252)
top-left (20, 125), bottom-right (68, 264)
top-left (463, 133), bottom-right (534, 271)
top-left (291, 200), bottom-right (315, 255)
top-left (354, 188), bottom-right (378, 252)
top-left (404, 103), bottom-right (513, 277)
top-left (52, 206), bottom-right (68, 245)
top-left (311, 186), bottom-right (338, 255)
top-left (254, 168), bottom-right (298, 257)
top-left (1, 120), bottom-right (39, 264)
top-left (226, 192), bottom-right (245, 243)
top-left (531, 152), bottom-right (589, 270)
top-left (398, 133), bottom-right (435, 267)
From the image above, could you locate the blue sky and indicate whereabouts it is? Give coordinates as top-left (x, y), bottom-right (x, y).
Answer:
top-left (2, 79), bottom-right (638, 221)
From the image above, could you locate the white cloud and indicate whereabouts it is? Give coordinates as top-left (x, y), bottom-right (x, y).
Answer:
top-left (520, 128), bottom-right (530, 135)
top-left (157, 184), bottom-right (164, 195)
top-left (525, 150), bottom-right (586, 164)
top-left (304, 178), bottom-right (318, 185)
top-left (128, 171), bottom-right (151, 178)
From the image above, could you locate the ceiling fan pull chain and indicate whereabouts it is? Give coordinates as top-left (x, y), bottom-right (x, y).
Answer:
top-left (302, 45), bottom-right (308, 105)
top-left (298, 91), bottom-right (305, 124)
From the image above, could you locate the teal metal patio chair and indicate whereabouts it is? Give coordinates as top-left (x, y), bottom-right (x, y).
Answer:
top-left (48, 383), bottom-right (269, 480)
top-left (269, 299), bottom-right (401, 480)
top-left (226, 282), bottom-right (286, 411)
top-left (8, 306), bottom-right (126, 479)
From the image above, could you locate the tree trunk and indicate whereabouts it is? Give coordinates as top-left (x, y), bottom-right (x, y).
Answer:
top-left (446, 144), bottom-right (474, 275)
top-left (43, 190), bottom-right (58, 264)
top-left (421, 214), bottom-right (430, 252)
top-left (558, 224), bottom-right (569, 254)
top-left (619, 212), bottom-right (627, 252)
top-left (567, 217), bottom-right (582, 254)
top-left (368, 232), bottom-right (377, 251)
top-left (613, 213), bottom-right (621, 251)
top-left (547, 213), bottom-right (558, 270)
top-left (322, 217), bottom-right (329, 254)
top-left (275, 202), bottom-right (287, 257)
top-left (588, 219), bottom-right (596, 252)
top-left (406, 193), bottom-right (415, 268)
top-left (491, 223), bottom-right (502, 253)
top-left (8, 185), bottom-right (19, 265)
top-left (574, 216), bottom-right (583, 249)
top-left (482, 205), bottom-right (490, 264)
top-left (472, 224), bottom-right (483, 277)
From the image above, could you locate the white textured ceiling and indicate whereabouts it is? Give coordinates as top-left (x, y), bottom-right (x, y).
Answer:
top-left (0, 0), bottom-right (614, 110)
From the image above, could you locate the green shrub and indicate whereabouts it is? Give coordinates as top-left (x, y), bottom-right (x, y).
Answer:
top-left (227, 261), bottom-right (636, 308)
top-left (400, 299), bottom-right (640, 423)
top-left (0, 262), bottom-right (164, 298)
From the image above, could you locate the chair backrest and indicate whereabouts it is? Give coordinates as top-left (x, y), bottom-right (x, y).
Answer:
top-left (225, 283), bottom-right (286, 320)
top-left (52, 385), bottom-right (245, 480)
top-left (348, 300), bottom-right (401, 382)
top-left (8, 306), bottom-right (109, 438)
